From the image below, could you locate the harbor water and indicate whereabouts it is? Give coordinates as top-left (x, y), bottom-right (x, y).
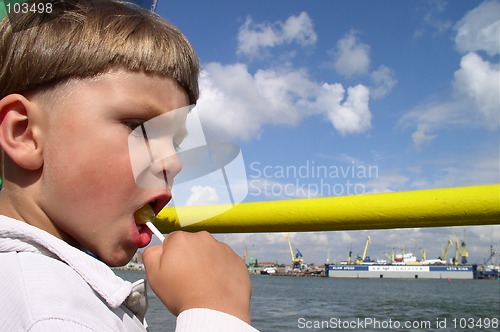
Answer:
top-left (115, 270), bottom-right (499, 331)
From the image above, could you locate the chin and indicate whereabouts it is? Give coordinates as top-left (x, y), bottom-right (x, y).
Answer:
top-left (102, 250), bottom-right (136, 267)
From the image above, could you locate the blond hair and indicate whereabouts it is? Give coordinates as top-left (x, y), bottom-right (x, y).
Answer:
top-left (0, 0), bottom-right (199, 102)
top-left (0, 0), bottom-right (200, 182)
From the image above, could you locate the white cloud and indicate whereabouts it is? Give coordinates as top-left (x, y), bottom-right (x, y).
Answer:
top-left (414, 0), bottom-right (453, 38)
top-left (237, 12), bottom-right (317, 58)
top-left (332, 30), bottom-right (371, 78)
top-left (197, 63), bottom-right (314, 141)
top-left (455, 0), bottom-right (500, 56)
top-left (328, 32), bottom-right (396, 98)
top-left (318, 83), bottom-right (372, 135)
top-left (370, 65), bottom-right (397, 100)
top-left (185, 185), bottom-right (219, 206)
top-left (399, 99), bottom-right (471, 150)
top-left (197, 63), bottom-right (372, 140)
top-left (282, 12), bottom-right (317, 46)
top-left (453, 52), bottom-right (500, 128)
top-left (400, 1), bottom-right (500, 150)
top-left (198, 14), bottom-right (380, 141)
top-left (411, 123), bottom-right (437, 151)
top-left (401, 51), bottom-right (499, 150)
top-left (327, 31), bottom-right (396, 99)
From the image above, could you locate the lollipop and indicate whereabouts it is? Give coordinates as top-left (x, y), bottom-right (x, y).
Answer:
top-left (135, 205), bottom-right (165, 242)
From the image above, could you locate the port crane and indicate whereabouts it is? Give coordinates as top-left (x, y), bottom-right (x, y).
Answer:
top-left (420, 248), bottom-right (427, 261)
top-left (355, 236), bottom-right (372, 264)
top-left (247, 245), bottom-right (256, 269)
top-left (285, 234), bottom-right (304, 270)
top-left (483, 245), bottom-right (496, 266)
top-left (384, 248), bottom-right (395, 264)
top-left (461, 233), bottom-right (469, 264)
top-left (242, 246), bottom-right (247, 263)
top-left (439, 239), bottom-right (453, 263)
top-left (340, 245), bottom-right (353, 265)
top-left (451, 228), bottom-right (469, 265)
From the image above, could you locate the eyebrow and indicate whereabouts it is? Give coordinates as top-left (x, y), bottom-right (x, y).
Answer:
top-left (120, 99), bottom-right (177, 121)
top-left (121, 98), bottom-right (190, 137)
top-left (138, 102), bottom-right (166, 120)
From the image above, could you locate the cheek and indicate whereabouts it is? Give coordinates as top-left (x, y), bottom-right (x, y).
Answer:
top-left (40, 143), bottom-right (136, 243)
top-left (42, 134), bottom-right (135, 207)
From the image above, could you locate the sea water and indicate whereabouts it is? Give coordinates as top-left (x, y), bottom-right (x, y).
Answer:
top-left (115, 270), bottom-right (499, 331)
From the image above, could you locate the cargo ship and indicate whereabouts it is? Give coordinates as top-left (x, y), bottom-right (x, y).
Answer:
top-left (326, 264), bottom-right (474, 279)
top-left (325, 234), bottom-right (477, 279)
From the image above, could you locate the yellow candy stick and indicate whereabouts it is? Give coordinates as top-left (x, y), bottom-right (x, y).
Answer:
top-left (135, 205), bottom-right (165, 242)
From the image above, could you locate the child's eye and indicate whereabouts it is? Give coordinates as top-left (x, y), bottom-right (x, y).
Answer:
top-left (124, 120), bottom-right (144, 131)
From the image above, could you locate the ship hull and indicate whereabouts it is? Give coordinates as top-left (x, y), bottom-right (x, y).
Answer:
top-left (326, 264), bottom-right (473, 279)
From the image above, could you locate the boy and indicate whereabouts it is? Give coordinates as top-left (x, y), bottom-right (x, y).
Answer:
top-left (0, 0), bottom-right (257, 330)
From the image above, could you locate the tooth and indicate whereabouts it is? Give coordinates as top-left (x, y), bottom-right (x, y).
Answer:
top-left (135, 204), bottom-right (155, 225)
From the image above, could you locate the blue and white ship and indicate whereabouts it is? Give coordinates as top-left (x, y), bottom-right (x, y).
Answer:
top-left (325, 234), bottom-right (480, 279)
top-left (326, 264), bottom-right (474, 279)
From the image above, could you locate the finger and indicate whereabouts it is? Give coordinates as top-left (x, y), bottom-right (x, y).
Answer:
top-left (142, 244), bottom-right (163, 273)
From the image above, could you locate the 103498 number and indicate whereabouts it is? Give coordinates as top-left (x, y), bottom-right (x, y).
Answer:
top-left (6, 2), bottom-right (53, 14)
top-left (452, 317), bottom-right (499, 329)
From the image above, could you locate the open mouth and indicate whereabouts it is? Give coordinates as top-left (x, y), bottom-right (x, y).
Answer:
top-left (133, 194), bottom-right (170, 228)
top-left (132, 193), bottom-right (171, 246)
top-left (133, 200), bottom-right (169, 244)
top-left (135, 204), bottom-right (156, 225)
top-left (149, 195), bottom-right (171, 215)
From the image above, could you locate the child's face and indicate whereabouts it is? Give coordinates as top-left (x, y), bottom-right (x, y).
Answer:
top-left (37, 70), bottom-right (188, 266)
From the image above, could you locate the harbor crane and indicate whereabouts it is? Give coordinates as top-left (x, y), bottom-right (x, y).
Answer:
top-left (483, 245), bottom-right (496, 266)
top-left (355, 236), bottom-right (372, 264)
top-left (341, 245), bottom-right (353, 265)
top-left (247, 245), bottom-right (256, 269)
top-left (439, 239), bottom-right (453, 263)
top-left (384, 248), bottom-right (395, 263)
top-left (420, 248), bottom-right (427, 261)
top-left (451, 228), bottom-right (469, 265)
top-left (285, 234), bottom-right (304, 270)
top-left (242, 246), bottom-right (247, 264)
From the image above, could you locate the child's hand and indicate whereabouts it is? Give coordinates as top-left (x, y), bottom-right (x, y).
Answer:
top-left (142, 231), bottom-right (252, 324)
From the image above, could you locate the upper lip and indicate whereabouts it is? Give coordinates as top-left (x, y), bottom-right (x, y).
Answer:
top-left (147, 191), bottom-right (172, 215)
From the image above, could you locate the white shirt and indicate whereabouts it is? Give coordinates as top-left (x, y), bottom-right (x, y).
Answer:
top-left (0, 216), bottom-right (258, 331)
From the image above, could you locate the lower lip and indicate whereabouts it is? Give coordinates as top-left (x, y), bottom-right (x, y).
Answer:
top-left (132, 222), bottom-right (153, 248)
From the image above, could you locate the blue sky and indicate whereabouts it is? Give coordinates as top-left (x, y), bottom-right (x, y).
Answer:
top-left (153, 0), bottom-right (499, 265)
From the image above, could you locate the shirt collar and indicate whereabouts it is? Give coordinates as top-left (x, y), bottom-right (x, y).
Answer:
top-left (0, 216), bottom-right (148, 320)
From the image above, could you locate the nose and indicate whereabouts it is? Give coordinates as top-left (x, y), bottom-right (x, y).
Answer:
top-left (151, 151), bottom-right (182, 189)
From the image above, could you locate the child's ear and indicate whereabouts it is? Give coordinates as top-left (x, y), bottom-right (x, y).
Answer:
top-left (0, 94), bottom-right (44, 171)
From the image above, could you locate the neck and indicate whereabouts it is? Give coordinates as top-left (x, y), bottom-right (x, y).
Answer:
top-left (0, 181), bottom-right (79, 248)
